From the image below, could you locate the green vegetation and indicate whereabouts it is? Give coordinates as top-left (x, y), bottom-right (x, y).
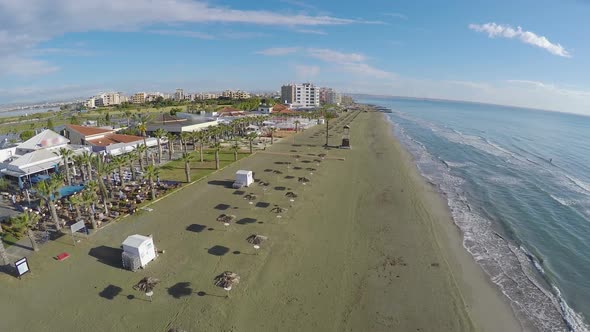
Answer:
top-left (159, 150), bottom-right (248, 183)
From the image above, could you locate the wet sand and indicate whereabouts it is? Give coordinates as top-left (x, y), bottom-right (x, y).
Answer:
top-left (0, 110), bottom-right (522, 331)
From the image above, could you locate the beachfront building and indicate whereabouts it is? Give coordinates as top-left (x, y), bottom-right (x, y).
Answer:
top-left (132, 92), bottom-right (146, 104)
top-left (94, 92), bottom-right (122, 107)
top-left (0, 130), bottom-right (89, 188)
top-left (320, 88), bottom-right (342, 105)
top-left (146, 114), bottom-right (218, 134)
top-left (145, 92), bottom-right (164, 102)
top-left (280, 83), bottom-right (320, 108)
top-left (64, 124), bottom-right (158, 155)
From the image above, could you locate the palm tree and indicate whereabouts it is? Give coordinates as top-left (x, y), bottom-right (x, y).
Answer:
top-left (180, 132), bottom-right (191, 153)
top-left (246, 132), bottom-right (257, 154)
top-left (90, 157), bottom-right (110, 215)
top-left (11, 211), bottom-right (40, 251)
top-left (135, 113), bottom-right (152, 165)
top-left (81, 151), bottom-right (93, 181)
top-left (195, 131), bottom-right (207, 162)
top-left (79, 188), bottom-right (98, 230)
top-left (321, 110), bottom-right (338, 146)
top-left (210, 142), bottom-right (222, 170)
top-left (0, 237), bottom-right (9, 265)
top-left (135, 144), bottom-right (147, 171)
top-left (73, 154), bottom-right (87, 182)
top-left (68, 195), bottom-right (83, 220)
top-left (230, 140), bottom-right (240, 162)
top-left (144, 165), bottom-right (159, 200)
top-left (35, 175), bottom-right (63, 231)
top-left (268, 127), bottom-right (277, 145)
top-left (125, 153), bottom-right (137, 181)
top-left (55, 147), bottom-right (74, 185)
top-left (165, 133), bottom-right (176, 160)
top-left (111, 155), bottom-right (126, 185)
top-left (180, 153), bottom-right (194, 183)
top-left (294, 120), bottom-right (301, 133)
top-left (153, 128), bottom-right (167, 164)
top-left (124, 110), bottom-right (133, 127)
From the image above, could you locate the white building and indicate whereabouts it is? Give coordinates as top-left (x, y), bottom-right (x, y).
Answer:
top-left (174, 89), bottom-right (184, 101)
top-left (196, 93), bottom-right (218, 100)
top-left (85, 97), bottom-right (96, 109)
top-left (281, 83), bottom-right (320, 108)
top-left (95, 92), bottom-right (122, 107)
top-left (222, 90), bottom-right (250, 99)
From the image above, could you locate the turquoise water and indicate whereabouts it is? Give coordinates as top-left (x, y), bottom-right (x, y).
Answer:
top-left (362, 97), bottom-right (590, 331)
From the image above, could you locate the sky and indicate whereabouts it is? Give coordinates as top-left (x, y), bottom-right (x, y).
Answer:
top-left (1, 0), bottom-right (590, 114)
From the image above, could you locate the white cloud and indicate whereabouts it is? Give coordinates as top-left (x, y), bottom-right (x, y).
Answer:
top-left (0, 0), bottom-right (372, 78)
top-left (384, 13), bottom-right (408, 20)
top-left (257, 46), bottom-right (396, 80)
top-left (149, 30), bottom-right (215, 40)
top-left (295, 65), bottom-right (320, 80)
top-left (294, 29), bottom-right (327, 35)
top-left (256, 47), bottom-right (301, 56)
top-left (469, 23), bottom-right (571, 58)
top-left (0, 55), bottom-right (60, 76)
top-left (280, 0), bottom-right (317, 10)
top-left (307, 48), bottom-right (366, 63)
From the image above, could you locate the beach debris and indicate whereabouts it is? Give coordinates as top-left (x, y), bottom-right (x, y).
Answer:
top-left (271, 206), bottom-right (286, 213)
top-left (383, 256), bottom-right (407, 268)
top-left (244, 193), bottom-right (257, 201)
top-left (216, 214), bottom-right (236, 224)
top-left (305, 168), bottom-right (316, 172)
top-left (285, 192), bottom-right (297, 198)
top-left (246, 234), bottom-right (268, 245)
top-left (430, 263), bottom-right (440, 268)
top-left (318, 153), bottom-right (326, 158)
top-left (272, 170), bottom-right (283, 175)
top-left (214, 271), bottom-right (240, 289)
top-left (298, 177), bottom-right (310, 183)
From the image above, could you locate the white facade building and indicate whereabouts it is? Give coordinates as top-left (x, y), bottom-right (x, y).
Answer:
top-left (174, 89), bottom-right (184, 101)
top-left (281, 83), bottom-right (320, 108)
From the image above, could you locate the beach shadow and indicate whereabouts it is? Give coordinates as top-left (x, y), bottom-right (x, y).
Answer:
top-left (167, 282), bottom-right (193, 299)
top-left (214, 203), bottom-right (231, 210)
top-left (285, 176), bottom-right (295, 179)
top-left (263, 169), bottom-right (273, 172)
top-left (49, 231), bottom-right (65, 241)
top-left (274, 186), bottom-right (286, 191)
top-left (274, 161), bottom-right (285, 165)
top-left (196, 291), bottom-right (225, 298)
top-left (0, 264), bottom-right (16, 278)
top-left (256, 202), bottom-right (270, 208)
top-left (233, 190), bottom-right (245, 195)
top-left (88, 246), bottom-right (123, 269)
top-left (236, 218), bottom-right (257, 225)
top-left (207, 245), bottom-right (229, 256)
top-left (232, 250), bottom-right (241, 255)
top-left (99, 284), bottom-right (122, 300)
top-left (186, 224), bottom-right (207, 233)
top-left (293, 167), bottom-right (302, 170)
top-left (207, 180), bottom-right (234, 188)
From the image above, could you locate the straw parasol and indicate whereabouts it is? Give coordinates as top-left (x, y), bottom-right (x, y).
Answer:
top-left (246, 234), bottom-right (268, 249)
top-left (271, 206), bottom-right (286, 214)
top-left (214, 271), bottom-right (240, 296)
top-left (216, 214), bottom-right (236, 226)
top-left (133, 277), bottom-right (160, 301)
top-left (285, 192), bottom-right (297, 198)
top-left (298, 177), bottom-right (310, 183)
top-left (244, 193), bottom-right (257, 201)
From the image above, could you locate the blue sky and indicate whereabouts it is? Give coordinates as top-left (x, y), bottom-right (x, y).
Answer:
top-left (1, 0), bottom-right (590, 114)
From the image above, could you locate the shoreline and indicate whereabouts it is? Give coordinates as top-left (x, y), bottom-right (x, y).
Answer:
top-left (376, 111), bottom-right (524, 331)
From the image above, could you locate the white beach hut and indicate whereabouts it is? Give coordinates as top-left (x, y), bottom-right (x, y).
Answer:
top-left (122, 234), bottom-right (157, 269)
top-left (234, 170), bottom-right (254, 188)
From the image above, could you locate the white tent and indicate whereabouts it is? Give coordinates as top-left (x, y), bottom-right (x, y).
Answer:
top-left (122, 234), bottom-right (156, 268)
top-left (234, 170), bottom-right (254, 188)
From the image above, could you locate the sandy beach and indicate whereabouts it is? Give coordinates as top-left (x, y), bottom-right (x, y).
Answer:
top-left (0, 110), bottom-right (522, 331)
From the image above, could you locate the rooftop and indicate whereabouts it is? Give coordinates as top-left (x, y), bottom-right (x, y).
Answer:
top-left (86, 133), bottom-right (145, 147)
top-left (66, 124), bottom-right (114, 137)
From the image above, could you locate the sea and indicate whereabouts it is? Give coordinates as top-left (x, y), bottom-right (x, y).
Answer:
top-left (360, 97), bottom-right (590, 332)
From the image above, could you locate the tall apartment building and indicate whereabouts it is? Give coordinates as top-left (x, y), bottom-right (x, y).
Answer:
top-left (132, 92), bottom-right (146, 104)
top-left (320, 88), bottom-right (342, 105)
top-left (174, 89), bottom-right (185, 101)
top-left (85, 97), bottom-right (96, 109)
top-left (280, 83), bottom-right (320, 108)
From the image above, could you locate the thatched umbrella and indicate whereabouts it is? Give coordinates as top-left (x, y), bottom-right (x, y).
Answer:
top-left (271, 206), bottom-right (286, 218)
top-left (244, 193), bottom-right (257, 201)
top-left (298, 177), bottom-right (310, 183)
top-left (216, 214), bottom-right (236, 226)
top-left (285, 192), bottom-right (297, 198)
top-left (133, 277), bottom-right (160, 301)
top-left (214, 271), bottom-right (240, 297)
top-left (258, 180), bottom-right (270, 187)
top-left (246, 234), bottom-right (268, 249)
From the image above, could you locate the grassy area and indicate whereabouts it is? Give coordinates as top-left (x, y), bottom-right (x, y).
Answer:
top-left (158, 149), bottom-right (250, 183)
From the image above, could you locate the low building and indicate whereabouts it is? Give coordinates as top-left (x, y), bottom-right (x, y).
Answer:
top-left (64, 124), bottom-right (157, 155)
top-left (0, 130), bottom-right (88, 187)
top-left (222, 90), bottom-right (251, 99)
top-left (217, 106), bottom-right (246, 117)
